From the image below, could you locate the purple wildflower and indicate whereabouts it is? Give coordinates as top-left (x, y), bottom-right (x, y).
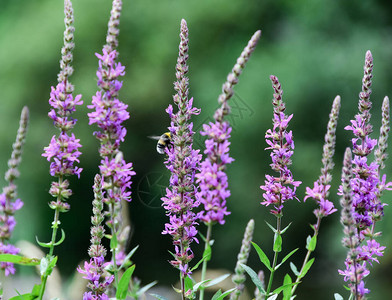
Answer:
top-left (78, 256), bottom-right (114, 299)
top-left (0, 107), bottom-right (29, 276)
top-left (161, 19), bottom-right (201, 277)
top-left (260, 75), bottom-right (301, 215)
top-left (338, 51), bottom-right (391, 298)
top-left (338, 148), bottom-right (369, 298)
top-left (42, 0), bottom-right (83, 210)
top-left (87, 0), bottom-right (134, 288)
top-left (304, 96), bottom-right (340, 220)
top-left (196, 30), bottom-right (261, 225)
top-left (87, 0), bottom-right (135, 207)
top-left (78, 175), bottom-right (114, 299)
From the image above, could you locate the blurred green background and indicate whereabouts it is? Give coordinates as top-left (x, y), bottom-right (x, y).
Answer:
top-left (1, 0), bottom-right (392, 298)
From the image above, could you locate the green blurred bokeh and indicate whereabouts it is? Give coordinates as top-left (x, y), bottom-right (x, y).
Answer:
top-left (1, 0), bottom-right (392, 298)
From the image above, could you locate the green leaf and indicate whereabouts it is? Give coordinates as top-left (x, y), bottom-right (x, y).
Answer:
top-left (281, 222), bottom-right (292, 234)
top-left (110, 232), bottom-right (118, 250)
top-left (211, 289), bottom-right (222, 300)
top-left (116, 264), bottom-right (135, 299)
top-left (272, 282), bottom-right (298, 296)
top-left (9, 285), bottom-right (40, 300)
top-left (31, 284), bottom-right (41, 297)
top-left (282, 274), bottom-right (292, 300)
top-left (211, 289), bottom-right (223, 300)
top-left (9, 294), bottom-right (32, 300)
top-left (198, 231), bottom-right (206, 243)
top-left (193, 279), bottom-right (211, 291)
top-left (240, 263), bottom-right (266, 295)
top-left (276, 248), bottom-right (299, 270)
top-left (191, 244), bottom-right (211, 272)
top-left (290, 262), bottom-right (300, 276)
top-left (306, 235), bottom-right (317, 252)
top-left (53, 229), bottom-right (66, 246)
top-left (205, 273), bottom-right (230, 287)
top-left (184, 275), bottom-right (194, 293)
top-left (35, 236), bottom-right (52, 248)
top-left (273, 233), bottom-right (282, 253)
top-left (265, 221), bottom-right (277, 233)
top-left (212, 288), bottom-right (236, 300)
top-left (251, 242), bottom-right (272, 271)
top-left (150, 294), bottom-right (170, 300)
top-left (136, 281), bottom-right (157, 297)
top-left (203, 243), bottom-right (212, 261)
top-left (266, 294), bottom-right (278, 300)
top-left (47, 256), bottom-right (58, 272)
top-left (334, 293), bottom-right (344, 300)
top-left (119, 245), bottom-right (139, 270)
top-left (0, 254), bottom-right (40, 266)
top-left (299, 258), bottom-right (314, 279)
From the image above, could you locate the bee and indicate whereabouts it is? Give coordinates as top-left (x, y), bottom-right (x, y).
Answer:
top-left (149, 132), bottom-right (172, 154)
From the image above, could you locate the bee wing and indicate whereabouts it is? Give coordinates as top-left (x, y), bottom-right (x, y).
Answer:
top-left (148, 135), bottom-right (161, 140)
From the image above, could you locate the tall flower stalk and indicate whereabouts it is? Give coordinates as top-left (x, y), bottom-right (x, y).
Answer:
top-left (196, 30), bottom-right (261, 300)
top-left (291, 95), bottom-right (341, 295)
top-left (160, 19), bottom-right (201, 299)
top-left (260, 75), bottom-right (301, 295)
top-left (78, 174), bottom-right (114, 299)
top-left (0, 106), bottom-right (29, 276)
top-left (338, 51), bottom-right (391, 299)
top-left (230, 219), bottom-right (255, 300)
top-left (40, 0), bottom-right (82, 298)
top-left (87, 0), bottom-right (135, 288)
top-left (339, 148), bottom-right (366, 298)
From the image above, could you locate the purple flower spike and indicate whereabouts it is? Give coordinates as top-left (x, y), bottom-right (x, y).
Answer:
top-left (197, 30), bottom-right (261, 225)
top-left (87, 0), bottom-right (135, 208)
top-left (87, 5), bottom-right (135, 276)
top-left (78, 175), bottom-right (113, 299)
top-left (260, 75), bottom-right (301, 215)
top-left (338, 51), bottom-right (391, 299)
top-left (161, 19), bottom-right (201, 276)
top-left (304, 96), bottom-right (340, 220)
top-left (0, 107), bottom-right (29, 276)
top-left (87, 0), bottom-right (134, 286)
top-left (42, 0), bottom-right (83, 210)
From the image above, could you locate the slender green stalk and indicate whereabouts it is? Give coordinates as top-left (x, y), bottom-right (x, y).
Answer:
top-left (291, 216), bottom-right (321, 295)
top-left (110, 202), bottom-right (119, 287)
top-left (199, 223), bottom-right (212, 300)
top-left (265, 216), bottom-right (282, 296)
top-left (231, 219), bottom-right (255, 300)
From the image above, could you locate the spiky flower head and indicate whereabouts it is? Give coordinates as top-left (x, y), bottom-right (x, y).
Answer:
top-left (161, 19), bottom-right (201, 276)
top-left (260, 75), bottom-right (301, 215)
top-left (0, 107), bottom-right (29, 276)
top-left (230, 219), bottom-right (255, 300)
top-left (42, 0), bottom-right (83, 213)
top-left (338, 148), bottom-right (369, 299)
top-left (374, 96), bottom-right (390, 171)
top-left (338, 51), bottom-right (391, 299)
top-left (304, 96), bottom-right (340, 219)
top-left (78, 175), bottom-right (113, 299)
top-left (197, 31), bottom-right (261, 225)
top-left (87, 0), bottom-right (135, 209)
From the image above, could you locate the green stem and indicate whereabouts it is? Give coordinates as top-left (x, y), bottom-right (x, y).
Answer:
top-left (181, 272), bottom-right (185, 300)
top-left (291, 216), bottom-right (321, 296)
top-left (265, 215), bottom-right (282, 296)
top-left (199, 223), bottom-right (212, 300)
top-left (38, 207), bottom-right (61, 300)
top-left (110, 202), bottom-right (119, 287)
